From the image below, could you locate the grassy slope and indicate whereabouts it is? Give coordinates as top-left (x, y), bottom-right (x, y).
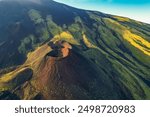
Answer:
top-left (0, 0), bottom-right (150, 99)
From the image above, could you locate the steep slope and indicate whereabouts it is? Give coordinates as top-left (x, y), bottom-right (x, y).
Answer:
top-left (0, 34), bottom-right (133, 99)
top-left (0, 0), bottom-right (150, 99)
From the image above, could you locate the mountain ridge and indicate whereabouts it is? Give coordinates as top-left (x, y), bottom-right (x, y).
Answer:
top-left (0, 0), bottom-right (150, 100)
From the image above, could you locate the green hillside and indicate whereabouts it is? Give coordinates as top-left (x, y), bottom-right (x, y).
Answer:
top-left (0, 0), bottom-right (150, 100)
